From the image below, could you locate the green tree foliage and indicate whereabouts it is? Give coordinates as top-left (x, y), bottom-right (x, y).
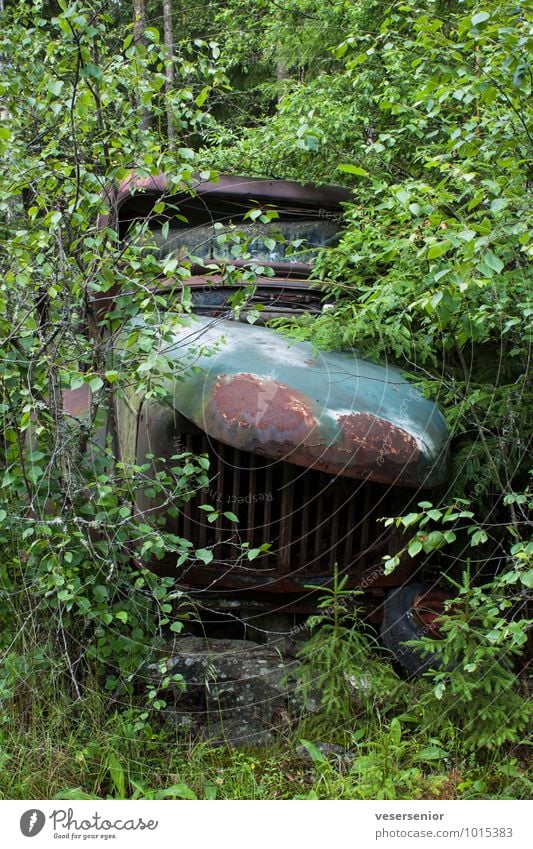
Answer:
top-left (0, 0), bottom-right (531, 793)
top-left (201, 0), bottom-right (532, 754)
top-left (218, 1), bottom-right (532, 504)
top-left (0, 0), bottom-right (227, 702)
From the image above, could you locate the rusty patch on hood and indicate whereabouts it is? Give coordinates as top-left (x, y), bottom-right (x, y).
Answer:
top-left (203, 378), bottom-right (424, 484)
top-left (210, 374), bottom-right (316, 443)
top-left (338, 412), bottom-right (421, 468)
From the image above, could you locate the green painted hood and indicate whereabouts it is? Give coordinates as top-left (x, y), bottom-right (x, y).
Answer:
top-left (151, 316), bottom-right (449, 488)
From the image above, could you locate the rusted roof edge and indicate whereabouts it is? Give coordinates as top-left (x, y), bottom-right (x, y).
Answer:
top-left (99, 172), bottom-right (352, 229)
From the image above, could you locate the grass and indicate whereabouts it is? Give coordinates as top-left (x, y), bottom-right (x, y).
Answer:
top-left (0, 680), bottom-right (530, 800)
top-left (0, 569), bottom-right (530, 801)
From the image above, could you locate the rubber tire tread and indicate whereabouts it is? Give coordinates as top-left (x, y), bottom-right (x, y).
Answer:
top-left (381, 583), bottom-right (442, 677)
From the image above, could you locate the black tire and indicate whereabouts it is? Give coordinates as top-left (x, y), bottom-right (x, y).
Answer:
top-left (381, 583), bottom-right (443, 677)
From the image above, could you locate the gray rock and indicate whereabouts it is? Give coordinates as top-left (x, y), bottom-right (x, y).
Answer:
top-left (147, 636), bottom-right (304, 746)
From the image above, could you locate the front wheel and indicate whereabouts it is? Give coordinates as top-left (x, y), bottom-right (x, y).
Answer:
top-left (381, 583), bottom-right (449, 677)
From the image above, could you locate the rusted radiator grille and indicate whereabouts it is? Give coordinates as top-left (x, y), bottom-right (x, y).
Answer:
top-left (175, 428), bottom-right (393, 585)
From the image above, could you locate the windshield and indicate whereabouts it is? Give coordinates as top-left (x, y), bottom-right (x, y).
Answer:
top-left (147, 219), bottom-right (340, 264)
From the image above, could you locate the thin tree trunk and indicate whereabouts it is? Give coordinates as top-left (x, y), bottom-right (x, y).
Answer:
top-left (162, 0), bottom-right (175, 148)
top-left (133, 0), bottom-right (151, 131)
top-left (276, 60), bottom-right (289, 103)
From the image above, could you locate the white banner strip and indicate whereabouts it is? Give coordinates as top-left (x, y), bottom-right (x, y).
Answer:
top-left (1, 799), bottom-right (530, 849)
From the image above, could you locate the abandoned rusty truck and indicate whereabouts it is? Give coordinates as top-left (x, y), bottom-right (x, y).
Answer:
top-left (81, 173), bottom-right (450, 674)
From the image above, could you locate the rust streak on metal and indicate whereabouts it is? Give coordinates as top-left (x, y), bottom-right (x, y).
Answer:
top-left (338, 412), bottom-right (421, 466)
top-left (211, 373), bottom-right (316, 436)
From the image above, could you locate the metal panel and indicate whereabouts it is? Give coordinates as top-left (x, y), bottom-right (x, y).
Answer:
top-left (152, 316), bottom-right (449, 488)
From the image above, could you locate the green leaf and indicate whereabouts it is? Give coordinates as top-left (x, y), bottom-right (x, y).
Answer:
top-left (195, 86), bottom-right (210, 107)
top-left (471, 529), bottom-right (488, 546)
top-left (486, 629), bottom-right (502, 644)
top-left (203, 783), bottom-right (217, 800)
top-left (476, 260), bottom-right (494, 278)
top-left (223, 511), bottom-right (239, 523)
top-left (158, 784), bottom-right (197, 800)
top-left (401, 512), bottom-right (420, 528)
top-left (337, 164), bottom-right (368, 177)
top-left (57, 590), bottom-right (72, 602)
top-left (521, 571), bottom-right (533, 589)
top-left (422, 530), bottom-right (446, 551)
top-left (298, 739), bottom-right (328, 766)
top-left (490, 198), bottom-right (507, 214)
top-left (427, 241), bottom-right (450, 259)
top-left (47, 79), bottom-right (64, 95)
top-left (484, 251), bottom-right (504, 274)
top-left (383, 554), bottom-right (400, 575)
top-left (93, 585), bottom-right (108, 602)
top-left (69, 374), bottom-right (85, 390)
top-left (389, 718), bottom-right (402, 745)
top-left (434, 682), bottom-right (446, 700)
top-left (415, 746), bottom-right (449, 762)
top-left (334, 42), bottom-right (349, 59)
top-left (349, 52), bottom-right (368, 67)
top-left (408, 539), bottom-right (423, 557)
top-left (54, 789), bottom-right (101, 801)
top-left (145, 27), bottom-right (160, 43)
top-left (394, 188), bottom-right (410, 205)
top-left (457, 229), bottom-right (476, 242)
top-left (107, 753), bottom-right (126, 799)
top-left (82, 63), bottom-right (103, 81)
top-left (89, 376), bottom-right (104, 391)
top-left (430, 290), bottom-right (443, 309)
top-left (471, 11), bottom-right (490, 26)
top-left (195, 548), bottom-right (213, 564)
